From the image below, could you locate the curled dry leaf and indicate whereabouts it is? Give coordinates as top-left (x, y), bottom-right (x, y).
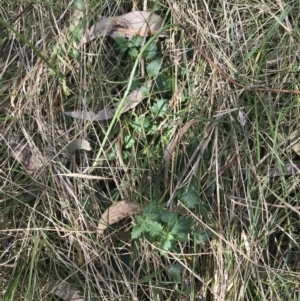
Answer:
top-left (65, 83), bottom-right (151, 121)
top-left (97, 200), bottom-right (142, 236)
top-left (47, 280), bottom-right (84, 301)
top-left (0, 127), bottom-right (43, 175)
top-left (65, 107), bottom-right (115, 121)
top-left (81, 11), bottom-right (167, 44)
top-left (66, 139), bottom-right (91, 155)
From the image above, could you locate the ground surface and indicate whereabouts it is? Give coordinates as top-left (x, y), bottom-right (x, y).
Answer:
top-left (1, 1), bottom-right (300, 300)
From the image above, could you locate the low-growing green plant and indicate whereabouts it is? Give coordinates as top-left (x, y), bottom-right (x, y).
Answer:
top-left (131, 201), bottom-right (193, 253)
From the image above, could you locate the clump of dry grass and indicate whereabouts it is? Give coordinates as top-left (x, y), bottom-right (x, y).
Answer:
top-left (1, 0), bottom-right (300, 300)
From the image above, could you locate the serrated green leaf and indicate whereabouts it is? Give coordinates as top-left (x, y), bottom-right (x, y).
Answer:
top-left (131, 224), bottom-right (145, 239)
top-left (152, 99), bottom-right (168, 117)
top-left (143, 202), bottom-right (158, 214)
top-left (132, 116), bottom-right (151, 132)
top-left (124, 135), bottom-right (135, 149)
top-left (168, 263), bottom-right (183, 283)
top-left (159, 237), bottom-right (173, 251)
top-left (181, 189), bottom-right (199, 209)
top-left (115, 37), bottom-right (128, 53)
top-left (145, 220), bottom-right (163, 235)
top-left (141, 86), bottom-right (150, 97)
top-left (159, 211), bottom-right (178, 224)
top-left (129, 35), bottom-right (143, 48)
top-left (129, 47), bottom-right (139, 58)
top-left (146, 57), bottom-right (162, 77)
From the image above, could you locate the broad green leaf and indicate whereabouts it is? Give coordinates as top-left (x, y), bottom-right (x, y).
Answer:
top-left (170, 216), bottom-right (193, 242)
top-left (146, 57), bottom-right (162, 77)
top-left (152, 99), bottom-right (168, 117)
top-left (145, 220), bottom-right (163, 235)
top-left (159, 211), bottom-right (178, 224)
top-left (129, 35), bottom-right (143, 48)
top-left (131, 224), bottom-right (145, 239)
top-left (181, 189), bottom-right (199, 209)
top-left (115, 37), bottom-right (128, 53)
top-left (129, 47), bottom-right (139, 58)
top-left (132, 116), bottom-right (151, 132)
top-left (159, 238), bottom-right (172, 251)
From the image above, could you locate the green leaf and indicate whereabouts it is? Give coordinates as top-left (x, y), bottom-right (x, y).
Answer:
top-left (129, 47), bottom-right (139, 58)
top-left (181, 188), bottom-right (199, 209)
top-left (141, 85), bottom-right (150, 97)
top-left (143, 202), bottom-right (158, 214)
top-left (146, 57), bottom-right (162, 77)
top-left (131, 224), bottom-right (145, 239)
top-left (156, 73), bottom-right (172, 95)
top-left (159, 210), bottom-right (178, 224)
top-left (115, 37), bottom-right (128, 53)
top-left (132, 116), bottom-right (151, 132)
top-left (145, 220), bottom-right (163, 235)
top-left (129, 35), bottom-right (143, 48)
top-left (70, 48), bottom-right (80, 59)
top-left (124, 135), bottom-right (135, 149)
top-left (168, 263), bottom-right (183, 283)
top-left (143, 41), bottom-right (157, 60)
top-left (159, 237), bottom-right (173, 251)
top-left (204, 178), bottom-right (216, 196)
top-left (170, 216), bottom-right (193, 242)
top-left (152, 99), bottom-right (168, 117)
top-left (159, 232), bottom-right (174, 250)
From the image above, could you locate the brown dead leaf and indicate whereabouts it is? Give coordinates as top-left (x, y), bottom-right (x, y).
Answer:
top-left (65, 83), bottom-right (150, 121)
top-left (81, 11), bottom-right (167, 44)
top-left (0, 127), bottom-right (43, 175)
top-left (66, 139), bottom-right (91, 155)
top-left (97, 200), bottom-right (142, 236)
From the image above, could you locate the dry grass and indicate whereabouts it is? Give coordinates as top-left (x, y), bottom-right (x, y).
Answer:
top-left (1, 0), bottom-right (300, 300)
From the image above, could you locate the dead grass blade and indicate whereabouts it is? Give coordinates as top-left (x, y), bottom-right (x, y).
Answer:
top-left (56, 173), bottom-right (112, 180)
top-left (163, 120), bottom-right (199, 187)
top-left (81, 11), bottom-right (167, 44)
top-left (97, 200), bottom-right (142, 236)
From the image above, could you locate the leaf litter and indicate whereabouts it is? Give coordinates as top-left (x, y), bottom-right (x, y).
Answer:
top-left (65, 82), bottom-right (151, 121)
top-left (81, 11), bottom-right (168, 44)
top-left (97, 200), bottom-right (142, 236)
